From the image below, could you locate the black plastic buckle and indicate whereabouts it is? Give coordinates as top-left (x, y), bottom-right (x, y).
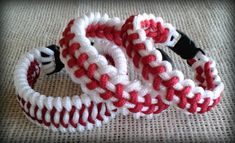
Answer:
top-left (167, 30), bottom-right (205, 59)
top-left (40, 45), bottom-right (64, 75)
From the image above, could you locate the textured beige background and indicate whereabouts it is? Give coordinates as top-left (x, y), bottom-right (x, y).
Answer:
top-left (0, 0), bottom-right (234, 142)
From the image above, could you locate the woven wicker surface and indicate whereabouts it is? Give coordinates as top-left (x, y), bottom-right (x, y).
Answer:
top-left (0, 0), bottom-right (234, 142)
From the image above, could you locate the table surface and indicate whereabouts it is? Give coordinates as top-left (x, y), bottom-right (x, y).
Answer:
top-left (0, 0), bottom-right (234, 142)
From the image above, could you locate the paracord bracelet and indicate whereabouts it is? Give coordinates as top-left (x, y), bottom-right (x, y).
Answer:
top-left (60, 13), bottom-right (167, 119)
top-left (121, 14), bottom-right (224, 113)
top-left (59, 12), bottom-right (224, 117)
top-left (14, 45), bottom-right (117, 132)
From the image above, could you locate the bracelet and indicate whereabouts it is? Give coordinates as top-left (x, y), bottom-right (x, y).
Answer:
top-left (60, 13), bottom-right (167, 118)
top-left (14, 45), bottom-right (117, 132)
top-left (121, 14), bottom-right (224, 113)
top-left (59, 12), bottom-right (224, 117)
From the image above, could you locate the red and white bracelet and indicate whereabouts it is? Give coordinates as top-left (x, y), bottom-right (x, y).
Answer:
top-left (14, 45), bottom-right (117, 132)
top-left (59, 12), bottom-right (224, 118)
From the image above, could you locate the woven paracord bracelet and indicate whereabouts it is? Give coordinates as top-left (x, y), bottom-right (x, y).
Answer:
top-left (59, 12), bottom-right (224, 117)
top-left (13, 45), bottom-right (118, 132)
top-left (121, 14), bottom-right (224, 113)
